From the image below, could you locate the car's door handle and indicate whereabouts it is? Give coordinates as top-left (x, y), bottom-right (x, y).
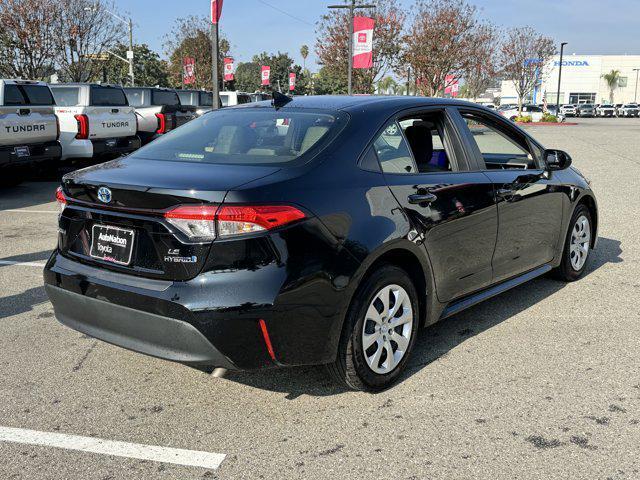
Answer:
top-left (408, 193), bottom-right (437, 204)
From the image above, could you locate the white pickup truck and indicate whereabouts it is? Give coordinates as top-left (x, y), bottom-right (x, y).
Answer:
top-left (176, 89), bottom-right (218, 117)
top-left (49, 83), bottom-right (140, 161)
top-left (0, 79), bottom-right (61, 185)
top-left (124, 87), bottom-right (197, 145)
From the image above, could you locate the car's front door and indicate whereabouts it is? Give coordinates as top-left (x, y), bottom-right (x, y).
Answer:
top-left (455, 108), bottom-right (564, 283)
top-left (374, 107), bottom-right (497, 303)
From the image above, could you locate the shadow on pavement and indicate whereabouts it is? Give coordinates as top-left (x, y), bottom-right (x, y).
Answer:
top-left (0, 286), bottom-right (49, 320)
top-left (0, 250), bottom-right (52, 266)
top-left (225, 236), bottom-right (622, 398)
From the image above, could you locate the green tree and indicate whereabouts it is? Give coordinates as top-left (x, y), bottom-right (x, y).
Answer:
top-left (313, 66), bottom-right (348, 95)
top-left (234, 62), bottom-right (261, 92)
top-left (252, 51), bottom-right (307, 95)
top-left (602, 69), bottom-right (621, 103)
top-left (377, 76), bottom-right (398, 94)
top-left (95, 43), bottom-right (169, 86)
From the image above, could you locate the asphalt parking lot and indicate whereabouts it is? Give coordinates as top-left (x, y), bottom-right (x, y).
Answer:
top-left (0, 116), bottom-right (638, 479)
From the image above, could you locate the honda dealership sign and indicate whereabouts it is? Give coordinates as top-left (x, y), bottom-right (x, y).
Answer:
top-left (353, 16), bottom-right (374, 69)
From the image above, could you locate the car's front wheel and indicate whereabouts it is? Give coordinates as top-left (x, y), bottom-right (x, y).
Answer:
top-left (328, 265), bottom-right (419, 391)
top-left (554, 204), bottom-right (593, 281)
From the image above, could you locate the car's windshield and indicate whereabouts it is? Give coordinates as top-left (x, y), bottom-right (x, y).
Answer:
top-left (90, 86), bottom-right (127, 106)
top-left (50, 86), bottom-right (81, 106)
top-left (130, 108), bottom-right (348, 166)
top-left (152, 90), bottom-right (180, 106)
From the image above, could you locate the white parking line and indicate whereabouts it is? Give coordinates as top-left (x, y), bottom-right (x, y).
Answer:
top-left (2, 209), bottom-right (58, 214)
top-left (0, 260), bottom-right (46, 267)
top-left (0, 426), bottom-right (226, 470)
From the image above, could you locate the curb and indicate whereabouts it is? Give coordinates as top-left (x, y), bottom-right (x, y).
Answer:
top-left (516, 122), bottom-right (578, 126)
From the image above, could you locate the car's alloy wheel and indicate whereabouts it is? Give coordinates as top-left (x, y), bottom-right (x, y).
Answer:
top-left (361, 284), bottom-right (413, 375)
top-left (328, 265), bottom-right (419, 391)
top-left (569, 215), bottom-right (591, 271)
top-left (554, 204), bottom-right (592, 281)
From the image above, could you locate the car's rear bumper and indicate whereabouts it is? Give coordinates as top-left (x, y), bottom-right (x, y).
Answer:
top-left (45, 284), bottom-right (234, 368)
top-left (92, 135), bottom-right (141, 157)
top-left (43, 243), bottom-right (350, 370)
top-left (0, 141), bottom-right (61, 168)
top-left (60, 136), bottom-right (140, 160)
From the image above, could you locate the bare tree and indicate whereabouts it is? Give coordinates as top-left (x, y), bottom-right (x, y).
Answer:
top-left (0, 0), bottom-right (61, 79)
top-left (54, 0), bottom-right (126, 82)
top-left (404, 0), bottom-right (491, 97)
top-left (462, 23), bottom-right (499, 100)
top-left (163, 16), bottom-right (230, 90)
top-left (500, 26), bottom-right (556, 113)
top-left (316, 0), bottom-right (405, 94)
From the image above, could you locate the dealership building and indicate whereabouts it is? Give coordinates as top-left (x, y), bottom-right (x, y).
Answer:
top-left (500, 54), bottom-right (640, 105)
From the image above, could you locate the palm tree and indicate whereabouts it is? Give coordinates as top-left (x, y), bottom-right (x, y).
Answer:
top-left (300, 45), bottom-right (309, 71)
top-left (377, 77), bottom-right (398, 95)
top-left (602, 69), bottom-right (621, 103)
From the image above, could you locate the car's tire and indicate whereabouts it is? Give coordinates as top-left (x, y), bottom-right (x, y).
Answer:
top-left (327, 264), bottom-right (419, 392)
top-left (553, 204), bottom-right (593, 282)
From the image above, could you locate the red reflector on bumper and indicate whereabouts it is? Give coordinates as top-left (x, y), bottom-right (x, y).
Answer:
top-left (258, 319), bottom-right (276, 361)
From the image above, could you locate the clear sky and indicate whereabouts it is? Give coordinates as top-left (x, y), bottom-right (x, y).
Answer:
top-left (113, 0), bottom-right (640, 68)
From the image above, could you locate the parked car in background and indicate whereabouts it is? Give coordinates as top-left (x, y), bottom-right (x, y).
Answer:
top-left (560, 104), bottom-right (577, 116)
top-left (124, 87), bottom-right (197, 145)
top-left (176, 89), bottom-right (220, 117)
top-left (249, 92), bottom-right (273, 103)
top-left (595, 104), bottom-right (616, 117)
top-left (50, 83), bottom-right (139, 162)
top-left (616, 103), bottom-right (639, 117)
top-left (0, 79), bottom-right (61, 185)
top-left (220, 91), bottom-right (252, 107)
top-left (576, 104), bottom-right (595, 117)
top-left (499, 104), bottom-right (544, 122)
top-left (45, 96), bottom-right (598, 391)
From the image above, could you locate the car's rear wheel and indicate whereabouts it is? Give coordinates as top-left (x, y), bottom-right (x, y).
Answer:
top-left (328, 265), bottom-right (419, 391)
top-left (554, 204), bottom-right (592, 281)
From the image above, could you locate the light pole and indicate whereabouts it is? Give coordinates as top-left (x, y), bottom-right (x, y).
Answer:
top-left (633, 68), bottom-right (640, 103)
top-left (555, 42), bottom-right (567, 114)
top-left (327, 0), bottom-right (375, 95)
top-left (84, 6), bottom-right (135, 86)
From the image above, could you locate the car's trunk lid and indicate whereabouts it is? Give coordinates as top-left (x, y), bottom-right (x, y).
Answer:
top-left (59, 157), bottom-right (281, 280)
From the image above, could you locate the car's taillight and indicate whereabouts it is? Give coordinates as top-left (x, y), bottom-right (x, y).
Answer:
top-left (74, 114), bottom-right (89, 139)
top-left (216, 205), bottom-right (306, 237)
top-left (155, 113), bottom-right (167, 134)
top-left (163, 204), bottom-right (306, 241)
top-left (55, 186), bottom-right (66, 214)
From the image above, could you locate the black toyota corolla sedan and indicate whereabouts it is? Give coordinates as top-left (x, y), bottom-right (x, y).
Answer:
top-left (44, 95), bottom-right (598, 391)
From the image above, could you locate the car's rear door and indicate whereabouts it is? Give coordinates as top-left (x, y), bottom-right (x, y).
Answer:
top-left (377, 106), bottom-right (497, 303)
top-left (453, 107), bottom-right (564, 283)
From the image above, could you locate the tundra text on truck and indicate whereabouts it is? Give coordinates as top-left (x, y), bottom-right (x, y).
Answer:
top-left (0, 79), bottom-right (61, 186)
top-left (50, 83), bottom-right (140, 161)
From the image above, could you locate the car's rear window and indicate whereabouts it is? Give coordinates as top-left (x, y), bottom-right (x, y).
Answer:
top-left (91, 86), bottom-right (127, 106)
top-left (130, 108), bottom-right (348, 166)
top-left (152, 90), bottom-right (180, 106)
top-left (4, 84), bottom-right (55, 106)
top-left (177, 91), bottom-right (194, 106)
top-left (124, 88), bottom-right (145, 107)
top-left (200, 92), bottom-right (213, 106)
top-left (51, 87), bottom-right (81, 106)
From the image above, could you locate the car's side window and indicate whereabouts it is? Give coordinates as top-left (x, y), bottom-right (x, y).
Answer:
top-left (461, 112), bottom-right (538, 170)
top-left (398, 114), bottom-right (452, 173)
top-left (373, 121), bottom-right (417, 174)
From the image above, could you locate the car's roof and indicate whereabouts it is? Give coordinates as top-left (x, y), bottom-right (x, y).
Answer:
top-left (50, 83), bottom-right (123, 88)
top-left (235, 94), bottom-right (485, 112)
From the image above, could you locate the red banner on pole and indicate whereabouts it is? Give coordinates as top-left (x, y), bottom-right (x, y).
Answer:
top-left (224, 57), bottom-right (235, 81)
top-left (289, 72), bottom-right (296, 91)
top-left (444, 74), bottom-right (459, 97)
top-left (261, 66), bottom-right (271, 86)
top-left (183, 57), bottom-right (196, 85)
top-left (353, 16), bottom-right (374, 69)
top-left (211, 0), bottom-right (223, 24)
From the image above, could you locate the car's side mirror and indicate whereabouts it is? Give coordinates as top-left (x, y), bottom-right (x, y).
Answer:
top-left (544, 149), bottom-right (572, 171)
